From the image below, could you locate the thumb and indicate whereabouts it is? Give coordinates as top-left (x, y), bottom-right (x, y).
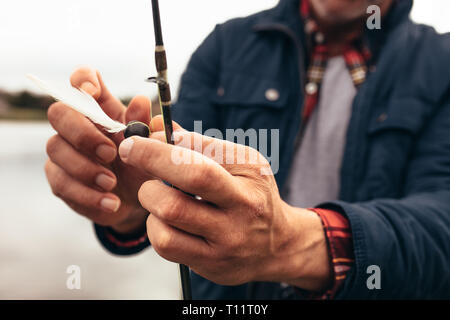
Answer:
top-left (125, 95), bottom-right (152, 126)
top-left (70, 66), bottom-right (126, 121)
top-left (150, 114), bottom-right (184, 133)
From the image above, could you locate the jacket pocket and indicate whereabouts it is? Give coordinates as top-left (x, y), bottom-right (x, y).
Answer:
top-left (361, 98), bottom-right (427, 199)
top-left (367, 98), bottom-right (425, 136)
top-left (212, 71), bottom-right (289, 109)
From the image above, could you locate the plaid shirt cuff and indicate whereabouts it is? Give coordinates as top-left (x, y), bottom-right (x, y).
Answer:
top-left (294, 208), bottom-right (354, 300)
top-left (94, 224), bottom-right (150, 256)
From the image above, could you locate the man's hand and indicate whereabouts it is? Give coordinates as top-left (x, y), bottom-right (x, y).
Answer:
top-left (45, 67), bottom-right (153, 234)
top-left (119, 129), bottom-right (333, 291)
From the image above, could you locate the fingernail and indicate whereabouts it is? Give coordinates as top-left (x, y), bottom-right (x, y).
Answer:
top-left (119, 138), bottom-right (134, 161)
top-left (80, 82), bottom-right (98, 96)
top-left (95, 173), bottom-right (115, 191)
top-left (96, 144), bottom-right (116, 162)
top-left (100, 197), bottom-right (120, 212)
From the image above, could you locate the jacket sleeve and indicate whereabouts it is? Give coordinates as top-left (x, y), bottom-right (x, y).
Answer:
top-left (94, 26), bottom-right (223, 255)
top-left (94, 224), bottom-right (150, 256)
top-left (171, 24), bottom-right (223, 131)
top-left (321, 97), bottom-right (450, 299)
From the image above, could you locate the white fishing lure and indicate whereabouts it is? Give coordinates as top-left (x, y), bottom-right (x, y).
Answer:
top-left (26, 74), bottom-right (126, 133)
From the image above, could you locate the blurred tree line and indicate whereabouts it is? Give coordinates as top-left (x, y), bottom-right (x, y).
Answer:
top-left (2, 90), bottom-right (53, 110)
top-left (0, 89), bottom-right (142, 121)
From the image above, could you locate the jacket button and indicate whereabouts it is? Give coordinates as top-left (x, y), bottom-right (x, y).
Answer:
top-left (305, 82), bottom-right (318, 95)
top-left (217, 86), bottom-right (225, 97)
top-left (377, 112), bottom-right (388, 122)
top-left (265, 88), bottom-right (279, 102)
top-left (315, 32), bottom-right (325, 44)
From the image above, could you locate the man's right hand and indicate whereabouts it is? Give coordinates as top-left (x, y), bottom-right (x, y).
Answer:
top-left (45, 67), bottom-right (152, 235)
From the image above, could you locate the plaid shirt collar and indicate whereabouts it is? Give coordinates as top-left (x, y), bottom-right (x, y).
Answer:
top-left (300, 0), bottom-right (372, 120)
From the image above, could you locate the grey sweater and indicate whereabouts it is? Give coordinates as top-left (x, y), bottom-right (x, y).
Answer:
top-left (283, 56), bottom-right (356, 208)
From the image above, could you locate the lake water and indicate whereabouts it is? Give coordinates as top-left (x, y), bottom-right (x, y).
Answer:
top-left (0, 121), bottom-right (180, 299)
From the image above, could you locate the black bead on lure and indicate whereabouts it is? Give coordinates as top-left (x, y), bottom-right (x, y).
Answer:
top-left (124, 121), bottom-right (150, 139)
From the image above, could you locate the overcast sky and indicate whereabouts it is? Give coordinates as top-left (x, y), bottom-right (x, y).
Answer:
top-left (0, 0), bottom-right (449, 98)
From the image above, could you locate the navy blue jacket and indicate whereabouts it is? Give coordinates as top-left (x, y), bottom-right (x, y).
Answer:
top-left (97, 0), bottom-right (450, 299)
top-left (170, 0), bottom-right (450, 299)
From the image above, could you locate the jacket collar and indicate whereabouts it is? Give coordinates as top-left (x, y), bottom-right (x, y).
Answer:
top-left (253, 0), bottom-right (414, 60)
top-left (252, 0), bottom-right (305, 36)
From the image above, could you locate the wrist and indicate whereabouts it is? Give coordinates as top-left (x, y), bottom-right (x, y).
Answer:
top-left (265, 202), bottom-right (333, 292)
top-left (111, 208), bottom-right (148, 235)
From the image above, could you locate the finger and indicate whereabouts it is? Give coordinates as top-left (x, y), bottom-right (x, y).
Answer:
top-left (45, 159), bottom-right (121, 217)
top-left (46, 134), bottom-right (117, 191)
top-left (149, 115), bottom-right (183, 133)
top-left (138, 180), bottom-right (225, 240)
top-left (64, 198), bottom-right (129, 227)
top-left (152, 130), bottom-right (265, 174)
top-left (146, 214), bottom-right (212, 266)
top-left (119, 137), bottom-right (243, 208)
top-left (64, 200), bottom-right (118, 227)
top-left (70, 67), bottom-right (100, 97)
top-left (107, 95), bottom-right (153, 145)
top-left (47, 102), bottom-right (117, 163)
top-left (70, 66), bottom-right (126, 121)
top-left (125, 95), bottom-right (152, 125)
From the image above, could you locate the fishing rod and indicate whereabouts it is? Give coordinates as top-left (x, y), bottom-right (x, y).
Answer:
top-left (146, 0), bottom-right (192, 301)
top-left (146, 0), bottom-right (175, 145)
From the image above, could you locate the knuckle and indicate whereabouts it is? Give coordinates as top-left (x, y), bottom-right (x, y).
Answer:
top-left (190, 165), bottom-right (214, 190)
top-left (159, 196), bottom-right (183, 222)
top-left (258, 158), bottom-right (273, 177)
top-left (146, 214), bottom-right (154, 232)
top-left (46, 135), bottom-right (60, 158)
top-left (248, 148), bottom-right (270, 172)
top-left (71, 129), bottom-right (87, 150)
top-left (47, 102), bottom-right (65, 125)
top-left (155, 230), bottom-right (173, 253)
top-left (237, 191), bottom-right (266, 218)
top-left (234, 191), bottom-right (253, 208)
top-left (229, 232), bottom-right (243, 249)
top-left (70, 66), bottom-right (95, 86)
top-left (46, 166), bottom-right (65, 197)
top-left (72, 161), bottom-right (92, 180)
top-left (244, 145), bottom-right (255, 162)
top-left (248, 197), bottom-right (266, 218)
top-left (51, 176), bottom-right (66, 197)
top-left (258, 152), bottom-right (271, 167)
top-left (44, 160), bottom-right (52, 180)
top-left (79, 191), bottom-right (100, 210)
top-left (222, 231), bottom-right (244, 255)
top-left (138, 180), bottom-right (154, 206)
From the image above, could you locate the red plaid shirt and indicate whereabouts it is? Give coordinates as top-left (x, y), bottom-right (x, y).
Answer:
top-left (307, 208), bottom-right (354, 299)
top-left (301, 0), bottom-right (371, 123)
top-left (100, 0), bottom-right (370, 300)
